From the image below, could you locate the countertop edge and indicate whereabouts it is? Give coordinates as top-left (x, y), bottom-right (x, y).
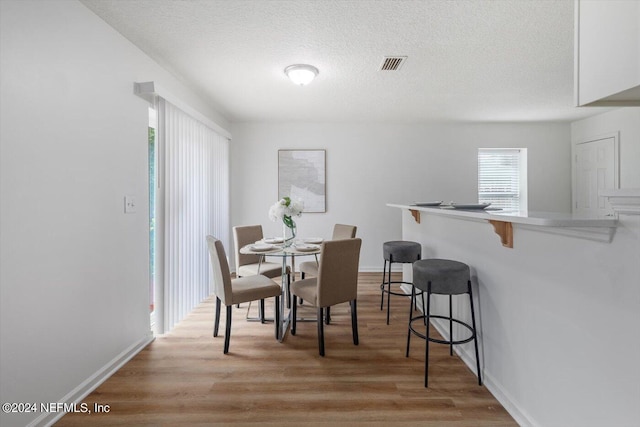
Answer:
top-left (387, 203), bottom-right (618, 227)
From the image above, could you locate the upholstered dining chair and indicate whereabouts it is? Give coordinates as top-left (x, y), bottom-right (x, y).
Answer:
top-left (233, 225), bottom-right (291, 315)
top-left (299, 224), bottom-right (357, 280)
top-left (298, 224), bottom-right (357, 323)
top-left (206, 236), bottom-right (281, 354)
top-left (290, 238), bottom-right (362, 356)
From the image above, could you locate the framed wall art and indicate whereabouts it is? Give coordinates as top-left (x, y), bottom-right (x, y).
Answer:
top-left (278, 149), bottom-right (326, 213)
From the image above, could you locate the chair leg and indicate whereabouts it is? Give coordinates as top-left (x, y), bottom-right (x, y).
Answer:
top-left (214, 297), bottom-right (221, 337)
top-left (291, 295), bottom-right (297, 335)
top-left (425, 286), bottom-right (431, 387)
top-left (412, 286), bottom-right (426, 325)
top-left (350, 299), bottom-right (359, 345)
top-left (224, 305), bottom-right (232, 354)
top-left (421, 289), bottom-right (426, 325)
top-left (286, 274), bottom-right (291, 309)
top-left (406, 285), bottom-right (415, 357)
top-left (380, 259), bottom-right (387, 310)
top-left (325, 307), bottom-right (331, 324)
top-left (386, 260), bottom-right (392, 325)
top-left (468, 281), bottom-right (482, 386)
top-left (449, 294), bottom-right (453, 356)
top-left (259, 299), bottom-right (265, 324)
top-left (274, 295), bottom-right (280, 339)
top-left (317, 307), bottom-right (325, 357)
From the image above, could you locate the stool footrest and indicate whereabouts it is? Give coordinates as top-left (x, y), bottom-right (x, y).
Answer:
top-left (408, 315), bottom-right (476, 345)
top-left (380, 281), bottom-right (424, 297)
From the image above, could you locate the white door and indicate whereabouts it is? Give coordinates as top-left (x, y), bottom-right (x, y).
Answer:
top-left (574, 134), bottom-right (618, 216)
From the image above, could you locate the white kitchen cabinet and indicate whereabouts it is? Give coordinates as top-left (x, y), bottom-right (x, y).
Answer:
top-left (575, 0), bottom-right (640, 106)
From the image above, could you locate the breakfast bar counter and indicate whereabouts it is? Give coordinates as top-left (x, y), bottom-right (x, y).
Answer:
top-left (387, 202), bottom-right (639, 427)
top-left (387, 203), bottom-right (618, 248)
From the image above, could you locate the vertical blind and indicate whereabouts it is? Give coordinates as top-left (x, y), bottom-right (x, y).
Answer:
top-left (478, 148), bottom-right (522, 212)
top-left (157, 98), bottom-right (229, 333)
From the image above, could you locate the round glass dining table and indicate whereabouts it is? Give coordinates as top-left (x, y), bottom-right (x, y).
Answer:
top-left (240, 242), bottom-right (321, 341)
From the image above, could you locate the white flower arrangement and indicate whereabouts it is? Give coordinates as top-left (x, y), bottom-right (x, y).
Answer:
top-left (269, 196), bottom-right (304, 227)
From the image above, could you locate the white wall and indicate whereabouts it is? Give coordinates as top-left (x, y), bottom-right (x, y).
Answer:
top-left (0, 1), bottom-right (229, 426)
top-left (230, 122), bottom-right (571, 271)
top-left (571, 107), bottom-right (640, 188)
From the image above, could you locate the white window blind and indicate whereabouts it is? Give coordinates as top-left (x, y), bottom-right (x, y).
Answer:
top-left (478, 149), bottom-right (524, 213)
top-left (156, 98), bottom-right (229, 333)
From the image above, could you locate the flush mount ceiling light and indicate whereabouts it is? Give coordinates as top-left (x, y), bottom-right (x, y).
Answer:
top-left (284, 64), bottom-right (319, 86)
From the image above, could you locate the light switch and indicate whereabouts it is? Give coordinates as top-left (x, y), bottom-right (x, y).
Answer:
top-left (124, 195), bottom-right (137, 214)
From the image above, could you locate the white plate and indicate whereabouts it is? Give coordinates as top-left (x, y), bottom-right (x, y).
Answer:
top-left (451, 203), bottom-right (491, 210)
top-left (303, 237), bottom-right (324, 244)
top-left (250, 243), bottom-right (275, 252)
top-left (263, 237), bottom-right (284, 244)
top-left (294, 244), bottom-right (320, 252)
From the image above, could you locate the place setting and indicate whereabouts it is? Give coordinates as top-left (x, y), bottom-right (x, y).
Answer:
top-left (247, 242), bottom-right (278, 252)
top-left (262, 237), bottom-right (284, 244)
top-left (287, 236), bottom-right (322, 252)
top-left (290, 242), bottom-right (321, 252)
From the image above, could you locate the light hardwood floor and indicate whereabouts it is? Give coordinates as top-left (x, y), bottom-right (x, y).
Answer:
top-left (57, 273), bottom-right (516, 426)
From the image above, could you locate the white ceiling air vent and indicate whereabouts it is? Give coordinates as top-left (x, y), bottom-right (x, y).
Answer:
top-left (379, 56), bottom-right (407, 71)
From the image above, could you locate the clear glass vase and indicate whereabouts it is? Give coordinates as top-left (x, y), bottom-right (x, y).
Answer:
top-left (282, 219), bottom-right (296, 247)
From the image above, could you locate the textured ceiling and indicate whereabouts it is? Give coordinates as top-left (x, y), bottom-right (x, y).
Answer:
top-left (80, 0), bottom-right (610, 123)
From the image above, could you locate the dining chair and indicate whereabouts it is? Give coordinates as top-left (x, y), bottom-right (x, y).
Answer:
top-left (298, 224), bottom-right (357, 323)
top-left (233, 225), bottom-right (291, 315)
top-left (206, 236), bottom-right (281, 354)
top-left (299, 224), bottom-right (357, 279)
top-left (290, 238), bottom-right (362, 356)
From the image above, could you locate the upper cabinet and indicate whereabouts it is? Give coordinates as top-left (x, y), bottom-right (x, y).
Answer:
top-left (575, 0), bottom-right (640, 106)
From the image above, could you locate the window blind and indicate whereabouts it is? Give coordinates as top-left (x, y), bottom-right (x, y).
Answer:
top-left (478, 149), bottom-right (522, 212)
top-left (156, 98), bottom-right (229, 333)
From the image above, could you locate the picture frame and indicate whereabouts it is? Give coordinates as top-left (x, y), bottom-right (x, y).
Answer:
top-left (278, 149), bottom-right (326, 213)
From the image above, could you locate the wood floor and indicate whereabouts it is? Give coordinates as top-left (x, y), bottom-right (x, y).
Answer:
top-left (56, 273), bottom-right (516, 426)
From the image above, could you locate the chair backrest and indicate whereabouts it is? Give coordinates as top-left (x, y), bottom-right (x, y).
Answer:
top-left (332, 224), bottom-right (357, 240)
top-left (206, 236), bottom-right (233, 305)
top-left (316, 238), bottom-right (362, 307)
top-left (233, 225), bottom-right (264, 270)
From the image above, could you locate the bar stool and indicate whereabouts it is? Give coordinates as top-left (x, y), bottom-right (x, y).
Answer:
top-left (406, 258), bottom-right (481, 387)
top-left (380, 241), bottom-right (422, 325)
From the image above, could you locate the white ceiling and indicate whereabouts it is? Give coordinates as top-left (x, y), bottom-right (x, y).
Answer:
top-left (80, 0), bottom-right (610, 124)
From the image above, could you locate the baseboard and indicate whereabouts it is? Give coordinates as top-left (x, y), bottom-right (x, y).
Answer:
top-left (359, 266), bottom-right (402, 273)
top-left (429, 318), bottom-right (536, 427)
top-left (30, 331), bottom-right (155, 427)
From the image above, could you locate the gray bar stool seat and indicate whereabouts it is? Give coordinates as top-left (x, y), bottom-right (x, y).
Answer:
top-left (406, 258), bottom-right (482, 387)
top-left (380, 241), bottom-right (422, 325)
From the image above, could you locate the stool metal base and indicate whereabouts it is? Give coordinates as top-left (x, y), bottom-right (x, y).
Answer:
top-left (406, 284), bottom-right (482, 388)
top-left (407, 314), bottom-right (476, 347)
top-left (380, 258), bottom-right (422, 325)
